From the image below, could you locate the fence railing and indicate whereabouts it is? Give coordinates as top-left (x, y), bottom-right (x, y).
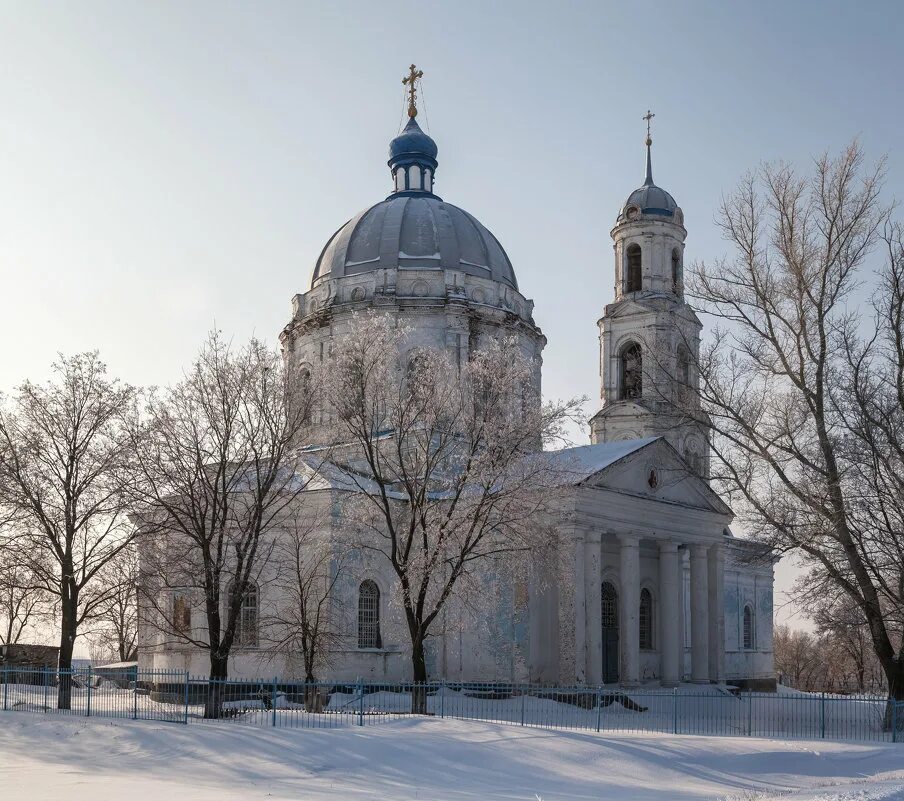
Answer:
top-left (1, 668), bottom-right (902, 743)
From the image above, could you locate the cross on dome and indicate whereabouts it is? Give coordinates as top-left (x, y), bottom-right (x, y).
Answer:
top-left (402, 64), bottom-right (424, 118)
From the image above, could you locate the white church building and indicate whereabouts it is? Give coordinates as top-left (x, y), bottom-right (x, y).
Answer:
top-left (138, 78), bottom-right (775, 689)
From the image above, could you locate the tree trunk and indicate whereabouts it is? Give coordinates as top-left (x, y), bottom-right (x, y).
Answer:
top-left (881, 658), bottom-right (904, 732)
top-left (204, 654), bottom-right (228, 719)
top-left (410, 635), bottom-right (428, 715)
top-left (56, 583), bottom-right (78, 711)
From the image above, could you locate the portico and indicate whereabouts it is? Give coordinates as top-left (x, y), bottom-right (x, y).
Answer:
top-left (540, 436), bottom-right (736, 687)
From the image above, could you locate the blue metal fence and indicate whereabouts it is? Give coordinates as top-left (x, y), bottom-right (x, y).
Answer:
top-left (1, 668), bottom-right (901, 743)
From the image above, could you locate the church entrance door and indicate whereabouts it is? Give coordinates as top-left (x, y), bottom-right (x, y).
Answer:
top-left (601, 581), bottom-right (619, 683)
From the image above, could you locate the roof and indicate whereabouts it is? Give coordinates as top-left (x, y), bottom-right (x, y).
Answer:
top-left (310, 194), bottom-right (518, 290)
top-left (541, 437), bottom-right (661, 485)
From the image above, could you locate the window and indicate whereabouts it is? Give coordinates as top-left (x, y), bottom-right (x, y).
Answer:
top-left (230, 581), bottom-right (259, 648)
top-left (671, 249), bottom-right (681, 289)
top-left (743, 604), bottom-right (754, 650)
top-left (601, 582), bottom-right (618, 629)
top-left (626, 244), bottom-right (642, 292)
top-left (619, 342), bottom-right (643, 400)
top-left (639, 588), bottom-right (653, 650)
top-left (677, 345), bottom-right (690, 386)
top-left (172, 594), bottom-right (191, 635)
top-left (358, 580), bottom-right (382, 649)
top-left (298, 368), bottom-right (313, 424)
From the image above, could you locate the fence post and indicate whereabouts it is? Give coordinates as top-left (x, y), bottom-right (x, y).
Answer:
top-left (596, 686), bottom-right (603, 733)
top-left (892, 699), bottom-right (898, 744)
top-left (272, 677), bottom-right (278, 728)
top-left (673, 687), bottom-right (678, 735)
top-left (747, 690), bottom-right (752, 736)
top-left (2, 667), bottom-right (7, 712)
top-left (86, 666), bottom-right (92, 718)
top-left (357, 678), bottom-right (364, 727)
top-left (520, 686), bottom-right (526, 727)
top-left (440, 679), bottom-right (445, 719)
top-left (43, 668), bottom-right (48, 712)
top-left (183, 671), bottom-right (190, 724)
top-left (133, 673), bottom-right (138, 720)
top-left (820, 692), bottom-right (825, 739)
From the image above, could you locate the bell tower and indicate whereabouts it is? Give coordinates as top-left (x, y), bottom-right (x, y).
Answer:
top-left (589, 112), bottom-right (709, 476)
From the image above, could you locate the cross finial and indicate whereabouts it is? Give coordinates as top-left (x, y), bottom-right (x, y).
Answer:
top-left (643, 109), bottom-right (655, 145)
top-left (402, 64), bottom-right (424, 119)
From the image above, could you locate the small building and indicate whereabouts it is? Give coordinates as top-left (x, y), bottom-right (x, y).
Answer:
top-left (94, 661), bottom-right (138, 687)
top-left (0, 644), bottom-right (59, 684)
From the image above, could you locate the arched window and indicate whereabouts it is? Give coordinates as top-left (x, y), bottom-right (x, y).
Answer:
top-left (639, 588), bottom-right (654, 650)
top-left (743, 604), bottom-right (754, 650)
top-left (619, 342), bottom-right (643, 400)
top-left (358, 580), bottom-right (382, 649)
top-left (172, 594), bottom-right (191, 635)
top-left (601, 582), bottom-right (618, 629)
top-left (671, 249), bottom-right (681, 289)
top-left (230, 581), bottom-right (259, 648)
top-left (677, 345), bottom-right (690, 386)
top-left (626, 244), bottom-right (642, 292)
top-left (298, 368), bottom-right (313, 424)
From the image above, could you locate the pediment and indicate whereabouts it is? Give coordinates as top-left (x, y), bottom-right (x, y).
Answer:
top-left (579, 438), bottom-right (731, 516)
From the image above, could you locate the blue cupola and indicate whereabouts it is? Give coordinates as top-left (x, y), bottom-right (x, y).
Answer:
top-left (388, 65), bottom-right (439, 197)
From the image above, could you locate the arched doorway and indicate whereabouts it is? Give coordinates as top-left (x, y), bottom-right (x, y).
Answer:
top-left (601, 581), bottom-right (619, 683)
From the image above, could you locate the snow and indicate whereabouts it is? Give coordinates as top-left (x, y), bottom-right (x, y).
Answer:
top-left (0, 714), bottom-right (902, 801)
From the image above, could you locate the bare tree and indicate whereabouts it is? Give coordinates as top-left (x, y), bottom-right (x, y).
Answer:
top-left (689, 142), bottom-right (904, 707)
top-left (773, 625), bottom-right (821, 689)
top-left (269, 515), bottom-right (346, 709)
top-left (325, 313), bottom-right (581, 712)
top-left (84, 544), bottom-right (139, 663)
top-left (0, 551), bottom-right (49, 645)
top-left (128, 332), bottom-right (316, 717)
top-left (0, 353), bottom-right (137, 708)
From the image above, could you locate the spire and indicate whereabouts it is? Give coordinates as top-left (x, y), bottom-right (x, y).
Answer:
top-left (402, 64), bottom-right (423, 118)
top-left (643, 109), bottom-right (655, 186)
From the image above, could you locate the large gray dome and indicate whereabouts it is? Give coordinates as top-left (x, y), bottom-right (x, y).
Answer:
top-left (311, 195), bottom-right (518, 290)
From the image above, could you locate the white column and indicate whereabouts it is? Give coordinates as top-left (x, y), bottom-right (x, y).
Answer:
top-left (690, 543), bottom-right (710, 683)
top-left (619, 534), bottom-right (640, 686)
top-left (658, 540), bottom-right (682, 687)
top-left (573, 529), bottom-right (586, 684)
top-left (708, 543), bottom-right (726, 683)
top-left (585, 530), bottom-right (602, 684)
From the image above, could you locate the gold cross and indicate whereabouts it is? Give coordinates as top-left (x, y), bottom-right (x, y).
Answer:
top-left (643, 109), bottom-right (655, 144)
top-left (403, 64), bottom-right (424, 118)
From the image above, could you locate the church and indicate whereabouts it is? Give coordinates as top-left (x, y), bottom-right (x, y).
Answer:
top-left (139, 70), bottom-right (775, 689)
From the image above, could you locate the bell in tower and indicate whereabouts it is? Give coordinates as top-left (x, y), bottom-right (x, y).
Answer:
top-left (589, 112), bottom-right (710, 477)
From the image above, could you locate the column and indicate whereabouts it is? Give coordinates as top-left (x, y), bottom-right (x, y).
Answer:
top-left (690, 544), bottom-right (710, 683)
top-left (658, 540), bottom-right (682, 687)
top-left (619, 534), bottom-right (640, 686)
top-left (585, 530), bottom-right (602, 684)
top-left (708, 543), bottom-right (726, 683)
top-left (573, 529), bottom-right (587, 684)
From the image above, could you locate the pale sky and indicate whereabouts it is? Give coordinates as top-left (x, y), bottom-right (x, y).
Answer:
top-left (1, 1), bottom-right (902, 636)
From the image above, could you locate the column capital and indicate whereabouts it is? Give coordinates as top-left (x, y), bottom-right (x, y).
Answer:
top-left (658, 539), bottom-right (680, 554)
top-left (617, 532), bottom-right (640, 547)
top-left (708, 542), bottom-right (725, 561)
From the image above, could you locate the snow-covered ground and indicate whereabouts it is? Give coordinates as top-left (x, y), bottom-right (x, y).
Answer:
top-left (0, 714), bottom-right (902, 801)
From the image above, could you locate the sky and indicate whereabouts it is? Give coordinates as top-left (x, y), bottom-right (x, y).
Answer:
top-left (1, 0), bottom-right (902, 634)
